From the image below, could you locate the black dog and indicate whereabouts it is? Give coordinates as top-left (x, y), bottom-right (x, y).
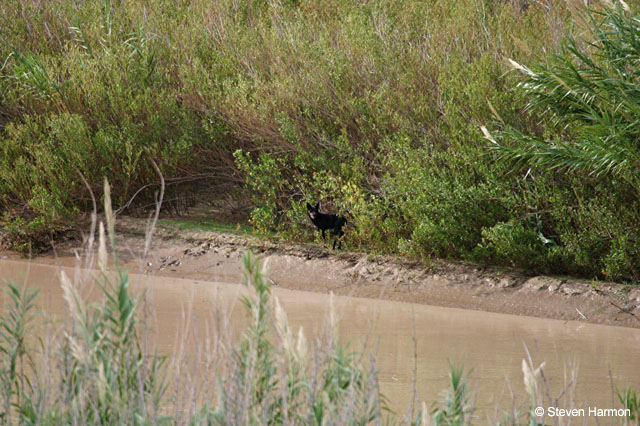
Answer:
top-left (306, 202), bottom-right (347, 250)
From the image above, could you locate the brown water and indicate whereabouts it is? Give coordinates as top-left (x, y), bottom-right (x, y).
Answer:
top-left (1, 258), bottom-right (639, 423)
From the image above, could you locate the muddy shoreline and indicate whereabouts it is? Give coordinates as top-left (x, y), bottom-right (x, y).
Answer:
top-left (3, 216), bottom-right (640, 328)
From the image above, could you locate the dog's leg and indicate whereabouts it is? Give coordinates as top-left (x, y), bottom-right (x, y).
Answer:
top-left (322, 229), bottom-right (326, 241)
top-left (332, 225), bottom-right (345, 250)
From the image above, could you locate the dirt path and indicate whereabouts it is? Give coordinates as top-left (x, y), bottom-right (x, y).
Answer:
top-left (4, 216), bottom-right (640, 328)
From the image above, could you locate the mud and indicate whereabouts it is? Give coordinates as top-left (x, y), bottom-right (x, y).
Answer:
top-left (18, 216), bottom-right (636, 328)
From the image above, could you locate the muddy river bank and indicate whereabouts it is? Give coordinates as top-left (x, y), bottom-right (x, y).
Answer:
top-left (14, 216), bottom-right (638, 328)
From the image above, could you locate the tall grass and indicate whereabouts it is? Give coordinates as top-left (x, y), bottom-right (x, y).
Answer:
top-left (0, 282), bottom-right (39, 424)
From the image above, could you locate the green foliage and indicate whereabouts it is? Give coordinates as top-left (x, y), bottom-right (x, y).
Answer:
top-left (0, 267), bottom-right (169, 424)
top-left (217, 0), bottom-right (591, 276)
top-left (0, 282), bottom-right (39, 424)
top-left (3, 0), bottom-right (640, 282)
top-left (0, 182), bottom-right (169, 423)
top-left (617, 387), bottom-right (640, 422)
top-left (0, 1), bottom-right (217, 250)
top-left (58, 269), bottom-right (168, 424)
top-left (206, 251), bottom-right (387, 424)
top-left (488, 5), bottom-right (640, 182)
top-left (384, 144), bottom-right (515, 259)
top-left (485, 3), bottom-right (640, 281)
top-left (431, 363), bottom-right (474, 426)
top-left (473, 220), bottom-right (564, 273)
top-left (234, 150), bottom-right (288, 232)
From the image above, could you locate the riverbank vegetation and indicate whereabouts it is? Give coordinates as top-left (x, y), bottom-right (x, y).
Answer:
top-left (1, 0), bottom-right (639, 282)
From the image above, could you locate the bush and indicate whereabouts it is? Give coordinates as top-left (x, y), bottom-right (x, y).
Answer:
top-left (0, 1), bottom-right (220, 250)
top-left (485, 3), bottom-right (640, 281)
top-left (473, 220), bottom-right (565, 273)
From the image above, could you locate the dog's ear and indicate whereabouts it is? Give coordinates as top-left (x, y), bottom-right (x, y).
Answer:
top-left (306, 202), bottom-right (312, 210)
top-left (315, 202), bottom-right (320, 210)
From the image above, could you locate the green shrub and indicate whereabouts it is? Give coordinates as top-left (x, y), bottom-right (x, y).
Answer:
top-left (473, 220), bottom-right (564, 273)
top-left (234, 150), bottom-right (289, 232)
top-left (485, 3), bottom-right (640, 281)
top-left (546, 180), bottom-right (640, 280)
top-left (382, 142), bottom-right (516, 259)
top-left (0, 1), bottom-right (218, 250)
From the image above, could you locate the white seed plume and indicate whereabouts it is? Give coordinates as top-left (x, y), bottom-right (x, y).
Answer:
top-left (508, 58), bottom-right (527, 72)
top-left (522, 359), bottom-right (545, 396)
top-left (273, 296), bottom-right (293, 357)
top-left (420, 401), bottom-right (431, 426)
top-left (98, 221), bottom-right (107, 274)
top-left (103, 177), bottom-right (115, 244)
top-left (480, 126), bottom-right (497, 144)
top-left (67, 333), bottom-right (88, 366)
top-left (296, 326), bottom-right (308, 363)
top-left (60, 270), bottom-right (82, 322)
top-left (60, 270), bottom-right (91, 367)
